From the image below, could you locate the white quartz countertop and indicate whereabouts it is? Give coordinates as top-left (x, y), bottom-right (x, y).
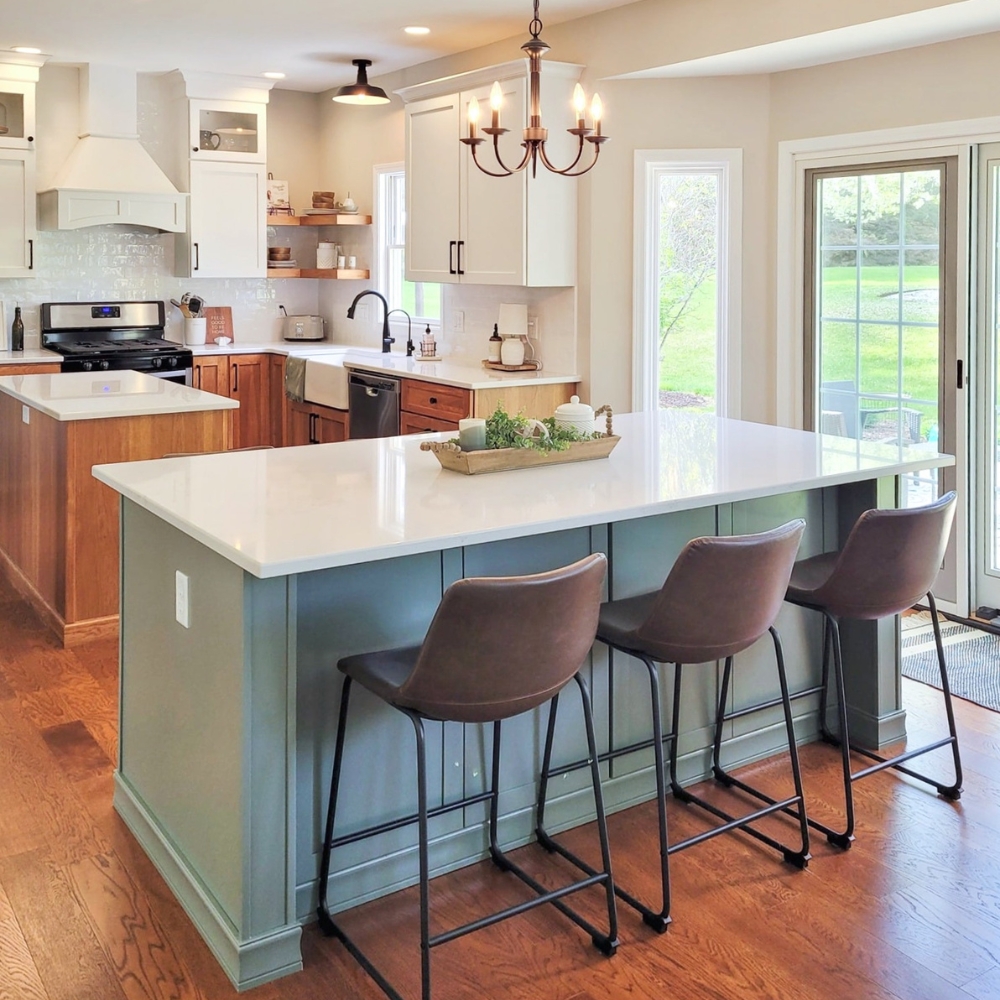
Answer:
top-left (0, 370), bottom-right (239, 421)
top-left (0, 349), bottom-right (62, 365)
top-left (93, 410), bottom-right (954, 579)
top-left (188, 342), bottom-right (579, 389)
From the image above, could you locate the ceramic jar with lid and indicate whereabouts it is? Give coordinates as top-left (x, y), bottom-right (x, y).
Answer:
top-left (554, 395), bottom-right (595, 434)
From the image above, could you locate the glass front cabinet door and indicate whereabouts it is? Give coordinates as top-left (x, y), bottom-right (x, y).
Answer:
top-left (0, 81), bottom-right (35, 150)
top-left (189, 99), bottom-right (266, 162)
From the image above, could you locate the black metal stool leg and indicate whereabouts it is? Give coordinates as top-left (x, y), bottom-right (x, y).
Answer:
top-left (822, 612), bottom-right (856, 848)
top-left (668, 663), bottom-right (686, 799)
top-left (711, 656), bottom-right (735, 786)
top-left (639, 657), bottom-right (672, 932)
top-left (574, 672), bottom-right (620, 954)
top-left (406, 710), bottom-right (433, 1000)
top-left (818, 617), bottom-right (835, 743)
top-left (317, 676), bottom-right (353, 931)
top-left (928, 592), bottom-right (964, 799)
top-left (488, 720), bottom-right (509, 870)
top-left (535, 695), bottom-right (559, 850)
top-left (771, 626), bottom-right (811, 866)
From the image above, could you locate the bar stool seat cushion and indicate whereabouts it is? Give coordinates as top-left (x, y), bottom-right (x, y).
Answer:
top-left (339, 646), bottom-right (421, 706)
top-left (596, 593), bottom-right (659, 655)
top-left (785, 553), bottom-right (838, 604)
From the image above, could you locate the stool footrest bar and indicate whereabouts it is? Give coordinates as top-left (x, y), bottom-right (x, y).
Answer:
top-left (546, 731), bottom-right (677, 779)
top-left (848, 736), bottom-right (956, 782)
top-left (721, 684), bottom-right (824, 722)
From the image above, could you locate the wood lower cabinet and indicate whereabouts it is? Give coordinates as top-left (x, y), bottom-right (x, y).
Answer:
top-left (193, 353), bottom-right (271, 449)
top-left (401, 379), bottom-right (471, 423)
top-left (229, 354), bottom-right (270, 449)
top-left (288, 400), bottom-right (348, 445)
top-left (400, 411), bottom-right (460, 435)
top-left (193, 356), bottom-right (229, 395)
top-left (0, 363), bottom-right (61, 375)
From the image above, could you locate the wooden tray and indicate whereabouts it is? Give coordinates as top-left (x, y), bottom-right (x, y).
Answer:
top-left (482, 359), bottom-right (541, 372)
top-left (420, 435), bottom-right (619, 475)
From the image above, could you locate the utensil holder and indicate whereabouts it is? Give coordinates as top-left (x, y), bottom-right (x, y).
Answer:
top-left (185, 317), bottom-right (207, 346)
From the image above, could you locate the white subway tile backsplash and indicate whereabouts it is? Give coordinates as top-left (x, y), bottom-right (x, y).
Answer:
top-left (0, 226), bottom-right (318, 347)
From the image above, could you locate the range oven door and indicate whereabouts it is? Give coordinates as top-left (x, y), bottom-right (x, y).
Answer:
top-left (145, 368), bottom-right (193, 386)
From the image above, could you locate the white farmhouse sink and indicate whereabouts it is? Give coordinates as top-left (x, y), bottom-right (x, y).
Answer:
top-left (302, 349), bottom-right (385, 410)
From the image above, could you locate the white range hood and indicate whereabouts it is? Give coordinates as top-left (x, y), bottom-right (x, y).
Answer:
top-left (37, 65), bottom-right (186, 232)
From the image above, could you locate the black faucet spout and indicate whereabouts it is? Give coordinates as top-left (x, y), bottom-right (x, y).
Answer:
top-left (346, 290), bottom-right (395, 353)
top-left (387, 309), bottom-right (414, 357)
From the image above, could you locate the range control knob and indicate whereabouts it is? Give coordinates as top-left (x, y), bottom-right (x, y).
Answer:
top-left (99, 360), bottom-right (110, 370)
top-left (167, 356), bottom-right (178, 368)
top-left (81, 360), bottom-right (93, 371)
top-left (152, 357), bottom-right (162, 368)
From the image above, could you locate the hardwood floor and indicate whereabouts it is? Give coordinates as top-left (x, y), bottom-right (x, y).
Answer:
top-left (1, 574), bottom-right (998, 999)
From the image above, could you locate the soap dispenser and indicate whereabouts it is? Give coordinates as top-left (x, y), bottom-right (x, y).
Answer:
top-left (488, 323), bottom-right (503, 363)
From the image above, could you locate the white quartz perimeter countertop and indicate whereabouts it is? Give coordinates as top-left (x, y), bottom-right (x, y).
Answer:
top-left (0, 349), bottom-right (62, 365)
top-left (343, 355), bottom-right (579, 390)
top-left (93, 410), bottom-right (954, 579)
top-left (0, 370), bottom-right (239, 421)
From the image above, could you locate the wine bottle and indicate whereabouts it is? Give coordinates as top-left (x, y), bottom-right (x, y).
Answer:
top-left (11, 305), bottom-right (23, 353)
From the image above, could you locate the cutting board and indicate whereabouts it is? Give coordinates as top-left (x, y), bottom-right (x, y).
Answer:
top-left (204, 307), bottom-right (234, 344)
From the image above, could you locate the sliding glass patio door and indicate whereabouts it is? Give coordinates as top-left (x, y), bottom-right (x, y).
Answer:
top-left (805, 157), bottom-right (961, 603)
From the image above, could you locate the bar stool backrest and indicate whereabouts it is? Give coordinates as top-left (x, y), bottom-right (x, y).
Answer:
top-left (806, 491), bottom-right (957, 620)
top-left (634, 520), bottom-right (806, 664)
top-left (397, 553), bottom-right (608, 723)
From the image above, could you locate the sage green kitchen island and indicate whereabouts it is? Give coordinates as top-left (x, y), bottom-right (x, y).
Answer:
top-left (93, 410), bottom-right (953, 990)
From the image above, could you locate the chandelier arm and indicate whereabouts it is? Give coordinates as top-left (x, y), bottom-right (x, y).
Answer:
top-left (536, 136), bottom-right (595, 176)
top-left (470, 142), bottom-right (516, 178)
top-left (507, 137), bottom-right (535, 173)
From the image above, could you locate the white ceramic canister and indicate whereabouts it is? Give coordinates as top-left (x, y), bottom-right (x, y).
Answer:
top-left (553, 395), bottom-right (596, 434)
top-left (184, 317), bottom-right (207, 346)
top-left (316, 242), bottom-right (336, 269)
top-left (500, 336), bottom-right (525, 366)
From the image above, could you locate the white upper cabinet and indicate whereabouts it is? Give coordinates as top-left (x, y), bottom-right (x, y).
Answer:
top-left (189, 98), bottom-right (267, 163)
top-left (400, 60), bottom-right (580, 288)
top-left (0, 151), bottom-right (35, 277)
top-left (179, 161), bottom-right (266, 278)
top-left (0, 56), bottom-right (43, 278)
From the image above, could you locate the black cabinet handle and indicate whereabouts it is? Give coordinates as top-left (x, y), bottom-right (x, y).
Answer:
top-left (448, 241), bottom-right (457, 275)
top-left (429, 396), bottom-right (438, 404)
top-left (193, 242), bottom-right (200, 271)
top-left (27, 239), bottom-right (33, 270)
top-left (457, 240), bottom-right (465, 275)
top-left (957, 359), bottom-right (965, 389)
top-left (27, 136), bottom-right (33, 143)
top-left (233, 363), bottom-right (239, 393)
top-left (309, 412), bottom-right (318, 443)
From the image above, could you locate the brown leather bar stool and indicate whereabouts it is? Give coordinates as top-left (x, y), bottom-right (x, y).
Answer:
top-left (316, 554), bottom-right (619, 1000)
top-left (779, 491), bottom-right (962, 849)
top-left (539, 520), bottom-right (810, 933)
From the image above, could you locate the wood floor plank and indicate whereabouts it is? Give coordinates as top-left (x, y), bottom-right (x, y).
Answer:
top-left (0, 879), bottom-right (50, 1000)
top-left (66, 851), bottom-right (207, 1000)
top-left (962, 965), bottom-right (1000, 998)
top-left (0, 852), bottom-right (128, 1000)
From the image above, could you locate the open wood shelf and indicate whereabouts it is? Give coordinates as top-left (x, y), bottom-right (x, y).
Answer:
top-left (266, 214), bottom-right (372, 226)
top-left (266, 268), bottom-right (370, 279)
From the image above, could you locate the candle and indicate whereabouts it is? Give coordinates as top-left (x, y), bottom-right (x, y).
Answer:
top-left (490, 81), bottom-right (503, 130)
top-left (459, 418), bottom-right (487, 452)
top-left (573, 83), bottom-right (587, 129)
top-left (591, 93), bottom-right (603, 137)
top-left (468, 96), bottom-right (480, 138)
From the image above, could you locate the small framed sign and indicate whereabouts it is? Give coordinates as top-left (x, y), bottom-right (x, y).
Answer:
top-left (267, 177), bottom-right (291, 214)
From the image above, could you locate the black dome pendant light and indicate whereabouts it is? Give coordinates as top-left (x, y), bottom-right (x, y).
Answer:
top-left (333, 59), bottom-right (390, 105)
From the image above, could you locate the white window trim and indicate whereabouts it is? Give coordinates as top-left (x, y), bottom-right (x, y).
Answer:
top-left (632, 148), bottom-right (742, 417)
top-left (372, 160), bottom-right (441, 334)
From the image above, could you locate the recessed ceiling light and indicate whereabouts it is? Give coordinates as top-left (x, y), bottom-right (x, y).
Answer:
top-left (263, 71), bottom-right (286, 79)
top-left (404, 26), bottom-right (431, 35)
top-left (11, 46), bottom-right (42, 54)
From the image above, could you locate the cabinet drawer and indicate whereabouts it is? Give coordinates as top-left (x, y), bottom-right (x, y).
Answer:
top-left (400, 411), bottom-right (460, 435)
top-left (401, 379), bottom-right (471, 422)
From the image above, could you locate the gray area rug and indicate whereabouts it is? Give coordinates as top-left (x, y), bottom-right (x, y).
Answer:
top-left (902, 619), bottom-right (1000, 713)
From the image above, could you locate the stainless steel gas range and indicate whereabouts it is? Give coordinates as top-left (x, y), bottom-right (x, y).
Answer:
top-left (41, 301), bottom-right (193, 384)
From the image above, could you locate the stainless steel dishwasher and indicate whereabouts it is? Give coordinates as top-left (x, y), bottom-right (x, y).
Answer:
top-left (348, 371), bottom-right (401, 438)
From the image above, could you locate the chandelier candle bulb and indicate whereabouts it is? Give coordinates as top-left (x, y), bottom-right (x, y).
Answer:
top-left (490, 81), bottom-right (503, 129)
top-left (468, 96), bottom-right (480, 138)
top-left (591, 93), bottom-right (603, 135)
top-left (573, 83), bottom-right (587, 129)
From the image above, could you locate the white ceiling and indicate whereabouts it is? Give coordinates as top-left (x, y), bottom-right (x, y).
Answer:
top-left (0, 0), bottom-right (637, 93)
top-left (615, 0), bottom-right (1000, 78)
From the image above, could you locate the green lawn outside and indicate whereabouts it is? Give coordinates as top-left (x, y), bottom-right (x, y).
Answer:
top-left (658, 264), bottom-right (941, 436)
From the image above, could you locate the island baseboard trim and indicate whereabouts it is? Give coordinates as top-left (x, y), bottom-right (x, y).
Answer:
top-left (114, 773), bottom-right (304, 991)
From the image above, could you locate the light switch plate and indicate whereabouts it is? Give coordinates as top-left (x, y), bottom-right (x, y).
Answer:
top-left (175, 570), bottom-right (190, 628)
top-left (451, 310), bottom-right (465, 333)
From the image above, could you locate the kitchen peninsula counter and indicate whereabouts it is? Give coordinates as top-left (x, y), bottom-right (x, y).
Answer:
top-left (92, 411), bottom-right (952, 990)
top-left (0, 371), bottom-right (237, 645)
